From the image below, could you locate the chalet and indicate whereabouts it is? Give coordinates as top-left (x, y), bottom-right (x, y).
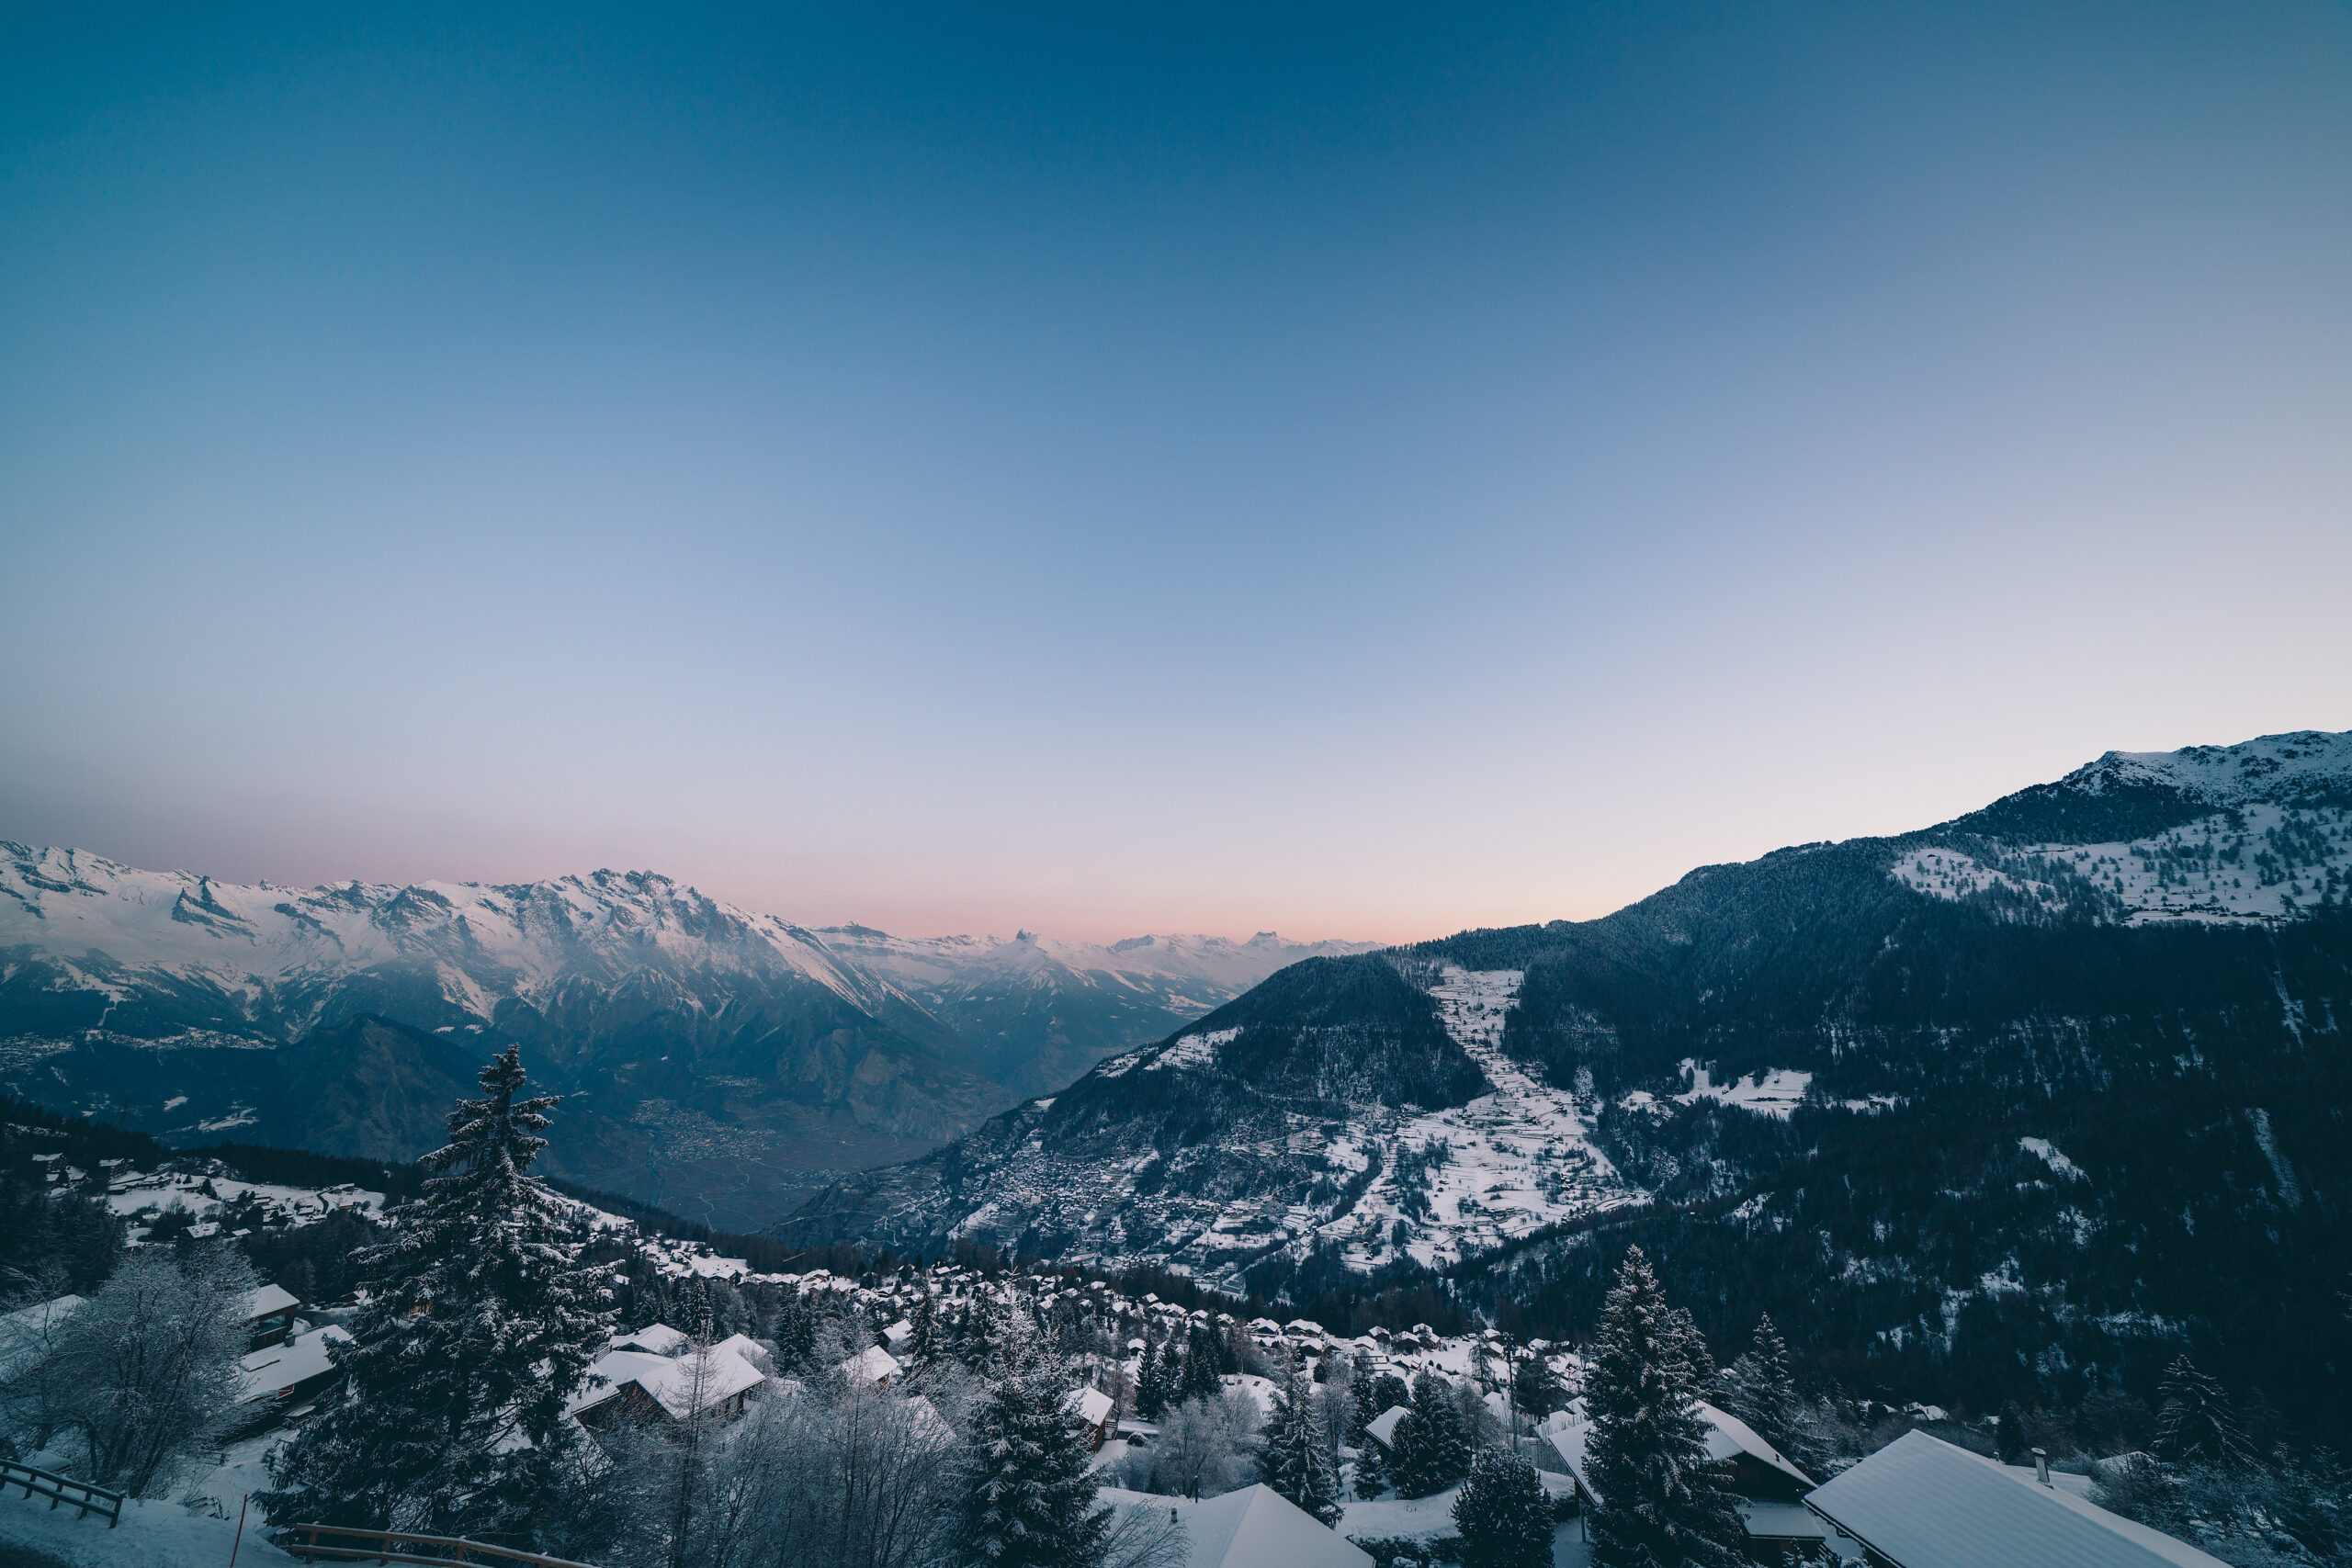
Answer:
top-left (1362, 1404), bottom-right (1412, 1455)
top-left (607, 1322), bottom-right (691, 1355)
top-left (237, 1325), bottom-right (351, 1419)
top-left (1064, 1385), bottom-right (1116, 1450)
top-left (1804, 1429), bottom-right (2232, 1568)
top-left (1101, 1483), bottom-right (1371, 1568)
top-left (841, 1345), bottom-right (903, 1388)
top-left (1544, 1401), bottom-right (1846, 1563)
top-left (569, 1341), bottom-right (766, 1430)
top-left (243, 1282), bottom-right (301, 1348)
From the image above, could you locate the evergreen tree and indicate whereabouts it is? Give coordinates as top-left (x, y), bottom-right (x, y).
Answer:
top-left (1390, 1374), bottom-right (1472, 1498)
top-left (1725, 1315), bottom-right (1800, 1464)
top-left (260, 1047), bottom-right (613, 1543)
top-left (773, 1290), bottom-right (819, 1372)
top-left (1353, 1429), bottom-right (1391, 1498)
top-left (1582, 1247), bottom-right (1746, 1568)
top-left (1136, 1336), bottom-right (1170, 1421)
top-left (1511, 1349), bottom-right (1566, 1421)
top-left (1349, 1350), bottom-right (1380, 1441)
top-left (951, 1363), bottom-right (1110, 1568)
top-left (1995, 1403), bottom-right (2029, 1465)
top-left (1662, 1306), bottom-right (1715, 1388)
top-left (1261, 1364), bottom-right (1343, 1526)
top-left (908, 1287), bottom-right (940, 1365)
top-left (2155, 1356), bottom-right (2253, 1471)
top-left (1453, 1448), bottom-right (1555, 1568)
top-left (1180, 1322), bottom-right (1224, 1404)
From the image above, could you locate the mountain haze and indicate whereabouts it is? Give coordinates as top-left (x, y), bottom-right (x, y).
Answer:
top-left (0, 851), bottom-right (1371, 1225)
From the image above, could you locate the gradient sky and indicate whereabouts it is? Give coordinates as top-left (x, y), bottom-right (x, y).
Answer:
top-left (4, 4), bottom-right (2348, 944)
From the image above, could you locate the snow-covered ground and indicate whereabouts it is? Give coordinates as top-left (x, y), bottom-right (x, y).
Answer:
top-left (1326, 969), bottom-right (1639, 1271)
top-left (0, 1432), bottom-right (300, 1568)
top-left (1892, 803), bottom-right (2352, 927)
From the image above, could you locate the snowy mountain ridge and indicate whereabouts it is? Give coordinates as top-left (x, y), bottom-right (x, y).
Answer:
top-left (0, 844), bottom-right (1367, 1033)
top-left (0, 844), bottom-right (1372, 1228)
top-left (2058, 728), bottom-right (2352, 807)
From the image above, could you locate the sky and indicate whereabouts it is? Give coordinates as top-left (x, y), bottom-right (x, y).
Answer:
top-left (3, 3), bottom-right (2348, 945)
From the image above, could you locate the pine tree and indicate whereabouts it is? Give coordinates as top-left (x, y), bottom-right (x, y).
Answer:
top-left (1391, 1373), bottom-right (1472, 1498)
top-left (1582, 1247), bottom-right (1746, 1568)
top-left (1135, 1336), bottom-right (1170, 1421)
top-left (1349, 1350), bottom-right (1380, 1441)
top-left (1995, 1403), bottom-right (2028, 1465)
top-left (1353, 1429), bottom-right (1391, 1498)
top-left (773, 1290), bottom-right (819, 1371)
top-left (1453, 1448), bottom-right (1555, 1568)
top-left (1511, 1348), bottom-right (1566, 1420)
top-left (951, 1363), bottom-right (1111, 1568)
top-left (2155, 1356), bottom-right (2254, 1471)
top-left (260, 1047), bottom-right (614, 1543)
top-left (1725, 1315), bottom-right (1801, 1464)
top-left (1189, 1322), bottom-right (1227, 1404)
top-left (908, 1287), bottom-right (940, 1365)
top-left (1261, 1364), bottom-right (1343, 1526)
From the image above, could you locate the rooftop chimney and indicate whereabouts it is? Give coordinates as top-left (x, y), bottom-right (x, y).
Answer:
top-left (2032, 1447), bottom-right (2051, 1486)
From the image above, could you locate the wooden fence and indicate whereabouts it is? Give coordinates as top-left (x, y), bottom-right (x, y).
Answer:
top-left (0, 1460), bottom-right (123, 1528)
top-left (282, 1522), bottom-right (599, 1566)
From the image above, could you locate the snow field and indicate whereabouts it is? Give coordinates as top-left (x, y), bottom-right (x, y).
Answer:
top-left (1327, 969), bottom-right (1638, 1271)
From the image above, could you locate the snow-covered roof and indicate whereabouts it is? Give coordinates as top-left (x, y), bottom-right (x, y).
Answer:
top-left (1692, 1401), bottom-right (1815, 1488)
top-left (571, 1344), bottom-right (766, 1422)
top-left (841, 1346), bottom-right (903, 1386)
top-left (1103, 1483), bottom-right (1370, 1568)
top-left (239, 1325), bottom-right (350, 1401)
top-left (243, 1283), bottom-right (300, 1320)
top-left (883, 1318), bottom-right (913, 1345)
top-left (711, 1333), bottom-right (772, 1371)
top-left (1364, 1405), bottom-right (1411, 1448)
top-left (1804, 1431), bottom-right (2231, 1568)
top-left (1543, 1402), bottom-right (1811, 1498)
top-left (1066, 1386), bottom-right (1116, 1427)
top-left (608, 1322), bottom-right (690, 1355)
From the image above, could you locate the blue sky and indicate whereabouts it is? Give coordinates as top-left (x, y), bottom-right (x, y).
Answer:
top-left (4, 3), bottom-right (2348, 942)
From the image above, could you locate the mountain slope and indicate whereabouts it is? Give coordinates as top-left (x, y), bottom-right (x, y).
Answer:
top-left (0, 849), bottom-right (1369, 1226)
top-left (781, 729), bottom-right (2352, 1430)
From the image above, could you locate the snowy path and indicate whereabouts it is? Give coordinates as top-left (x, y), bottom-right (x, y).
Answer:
top-left (1325, 967), bottom-right (1638, 1270)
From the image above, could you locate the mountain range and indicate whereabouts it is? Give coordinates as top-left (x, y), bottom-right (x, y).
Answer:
top-left (0, 852), bottom-right (1371, 1225)
top-left (778, 728), bottom-right (2352, 1434)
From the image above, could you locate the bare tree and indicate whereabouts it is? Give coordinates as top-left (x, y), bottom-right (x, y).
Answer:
top-left (40, 1244), bottom-right (257, 1495)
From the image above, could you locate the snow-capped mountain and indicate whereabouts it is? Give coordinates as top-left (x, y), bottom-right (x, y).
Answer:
top-left (782, 728), bottom-right (2352, 1309)
top-left (0, 846), bottom-right (1371, 1227)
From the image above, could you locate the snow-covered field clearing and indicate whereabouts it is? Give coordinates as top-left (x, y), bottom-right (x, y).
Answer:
top-left (1327, 969), bottom-right (1639, 1271)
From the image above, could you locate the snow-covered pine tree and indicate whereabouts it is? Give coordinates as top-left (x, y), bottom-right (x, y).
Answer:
top-left (260, 1046), bottom-right (615, 1543)
top-left (1511, 1348), bottom-right (1566, 1421)
top-left (1452, 1447), bottom-right (1555, 1568)
top-left (1349, 1350), bottom-right (1379, 1442)
top-left (908, 1287), bottom-right (940, 1365)
top-left (1132, 1335), bottom-right (1165, 1420)
top-left (1582, 1247), bottom-right (1746, 1568)
top-left (2155, 1355), bottom-right (2254, 1471)
top-left (1261, 1364), bottom-right (1343, 1525)
top-left (1180, 1322), bottom-right (1225, 1405)
top-left (1390, 1373), bottom-right (1471, 1498)
top-left (951, 1362), bottom-right (1111, 1568)
top-left (1725, 1314), bottom-right (1800, 1464)
top-left (1353, 1433), bottom-right (1391, 1498)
